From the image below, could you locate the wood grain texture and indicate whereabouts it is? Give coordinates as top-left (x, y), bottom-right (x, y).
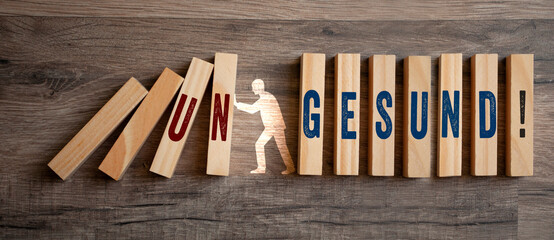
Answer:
top-left (298, 53), bottom-right (325, 175)
top-left (99, 68), bottom-right (185, 180)
top-left (471, 54), bottom-right (498, 176)
top-left (334, 53), bottom-right (360, 175)
top-left (437, 53), bottom-right (463, 177)
top-left (368, 55), bottom-right (395, 176)
top-left (150, 58), bottom-right (213, 178)
top-left (1, 0), bottom-right (553, 20)
top-left (403, 56), bottom-right (431, 178)
top-left (0, 17), bottom-right (553, 239)
top-left (206, 53), bottom-right (237, 176)
top-left (48, 77), bottom-right (147, 180)
top-left (506, 54), bottom-right (534, 176)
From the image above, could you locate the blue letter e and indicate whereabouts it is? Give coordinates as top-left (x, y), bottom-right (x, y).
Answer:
top-left (342, 92), bottom-right (356, 139)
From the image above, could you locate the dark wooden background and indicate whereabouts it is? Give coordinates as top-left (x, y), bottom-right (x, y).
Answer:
top-left (1, 1), bottom-right (553, 239)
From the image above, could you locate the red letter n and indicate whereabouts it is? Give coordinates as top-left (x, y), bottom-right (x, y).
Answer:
top-left (211, 93), bottom-right (230, 141)
top-left (168, 94), bottom-right (197, 142)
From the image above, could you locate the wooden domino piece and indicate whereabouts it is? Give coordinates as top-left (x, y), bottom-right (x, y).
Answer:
top-left (48, 78), bottom-right (148, 180)
top-left (368, 55), bottom-right (395, 176)
top-left (403, 56), bottom-right (431, 178)
top-left (437, 53), bottom-right (463, 177)
top-left (150, 58), bottom-right (214, 178)
top-left (471, 54), bottom-right (498, 176)
top-left (506, 54), bottom-right (533, 176)
top-left (334, 53), bottom-right (360, 175)
top-left (206, 53), bottom-right (238, 176)
top-left (298, 53), bottom-right (325, 175)
top-left (98, 68), bottom-right (185, 180)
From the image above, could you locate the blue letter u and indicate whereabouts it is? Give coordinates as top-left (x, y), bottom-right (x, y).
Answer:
top-left (410, 91), bottom-right (428, 140)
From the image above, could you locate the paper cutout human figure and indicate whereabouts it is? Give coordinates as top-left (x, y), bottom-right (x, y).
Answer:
top-left (235, 79), bottom-right (296, 174)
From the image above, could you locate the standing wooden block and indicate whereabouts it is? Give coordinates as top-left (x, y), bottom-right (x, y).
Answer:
top-left (437, 53), bottom-right (463, 177)
top-left (368, 55), bottom-right (395, 176)
top-left (150, 58), bottom-right (214, 178)
top-left (48, 78), bottom-right (148, 180)
top-left (403, 56), bottom-right (431, 178)
top-left (206, 53), bottom-right (238, 176)
top-left (471, 54), bottom-right (498, 176)
top-left (298, 53), bottom-right (325, 175)
top-left (334, 53), bottom-right (360, 175)
top-left (506, 54), bottom-right (533, 176)
top-left (98, 68), bottom-right (184, 180)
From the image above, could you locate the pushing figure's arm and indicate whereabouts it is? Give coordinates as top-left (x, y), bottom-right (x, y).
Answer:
top-left (235, 97), bottom-right (260, 114)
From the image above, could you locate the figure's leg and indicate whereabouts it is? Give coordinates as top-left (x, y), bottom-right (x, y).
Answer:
top-left (251, 130), bottom-right (272, 173)
top-left (273, 130), bottom-right (296, 174)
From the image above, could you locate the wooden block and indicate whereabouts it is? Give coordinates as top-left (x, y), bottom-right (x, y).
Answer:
top-left (368, 55), bottom-right (395, 176)
top-left (506, 54), bottom-right (533, 176)
top-left (150, 58), bottom-right (214, 178)
top-left (206, 53), bottom-right (238, 176)
top-left (334, 53), bottom-right (360, 175)
top-left (98, 68), bottom-right (185, 180)
top-left (298, 53), bottom-right (325, 175)
top-left (437, 53), bottom-right (463, 177)
top-left (48, 78), bottom-right (148, 180)
top-left (471, 54), bottom-right (498, 176)
top-left (403, 56), bottom-right (431, 178)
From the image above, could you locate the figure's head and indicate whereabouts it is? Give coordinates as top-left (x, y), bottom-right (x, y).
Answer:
top-left (252, 79), bottom-right (265, 95)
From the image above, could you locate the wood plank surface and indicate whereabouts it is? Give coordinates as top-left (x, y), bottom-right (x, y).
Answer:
top-left (48, 77), bottom-right (147, 180)
top-left (437, 53), bottom-right (462, 177)
top-left (368, 55), bottom-right (395, 176)
top-left (206, 53), bottom-right (238, 176)
top-left (150, 58), bottom-right (213, 178)
top-left (1, 1), bottom-right (553, 20)
top-left (403, 56), bottom-right (431, 178)
top-left (98, 68), bottom-right (185, 180)
top-left (298, 53), bottom-right (325, 175)
top-left (334, 53), bottom-right (360, 175)
top-left (506, 54), bottom-right (534, 176)
top-left (471, 54), bottom-right (498, 176)
top-left (0, 17), bottom-right (553, 239)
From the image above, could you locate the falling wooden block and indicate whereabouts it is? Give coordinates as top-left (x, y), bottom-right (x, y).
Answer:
top-left (98, 68), bottom-right (185, 180)
top-left (506, 54), bottom-right (533, 176)
top-left (298, 53), bottom-right (325, 175)
top-left (48, 78), bottom-right (148, 180)
top-left (334, 53), bottom-right (360, 175)
top-left (150, 58), bottom-right (214, 178)
top-left (437, 53), bottom-right (462, 177)
top-left (471, 54), bottom-right (498, 176)
top-left (206, 53), bottom-right (238, 176)
top-left (368, 55), bottom-right (395, 176)
top-left (403, 56), bottom-right (431, 178)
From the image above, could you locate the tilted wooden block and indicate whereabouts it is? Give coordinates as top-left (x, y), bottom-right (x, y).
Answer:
top-left (298, 53), bottom-right (325, 175)
top-left (98, 68), bottom-right (185, 180)
top-left (206, 53), bottom-right (238, 176)
top-left (437, 53), bottom-right (462, 177)
top-left (403, 56), bottom-right (431, 178)
top-left (334, 53), bottom-right (360, 175)
top-left (150, 58), bottom-right (214, 178)
top-left (48, 78), bottom-right (148, 180)
top-left (368, 55), bottom-right (395, 176)
top-left (471, 54), bottom-right (498, 176)
top-left (506, 54), bottom-right (533, 176)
